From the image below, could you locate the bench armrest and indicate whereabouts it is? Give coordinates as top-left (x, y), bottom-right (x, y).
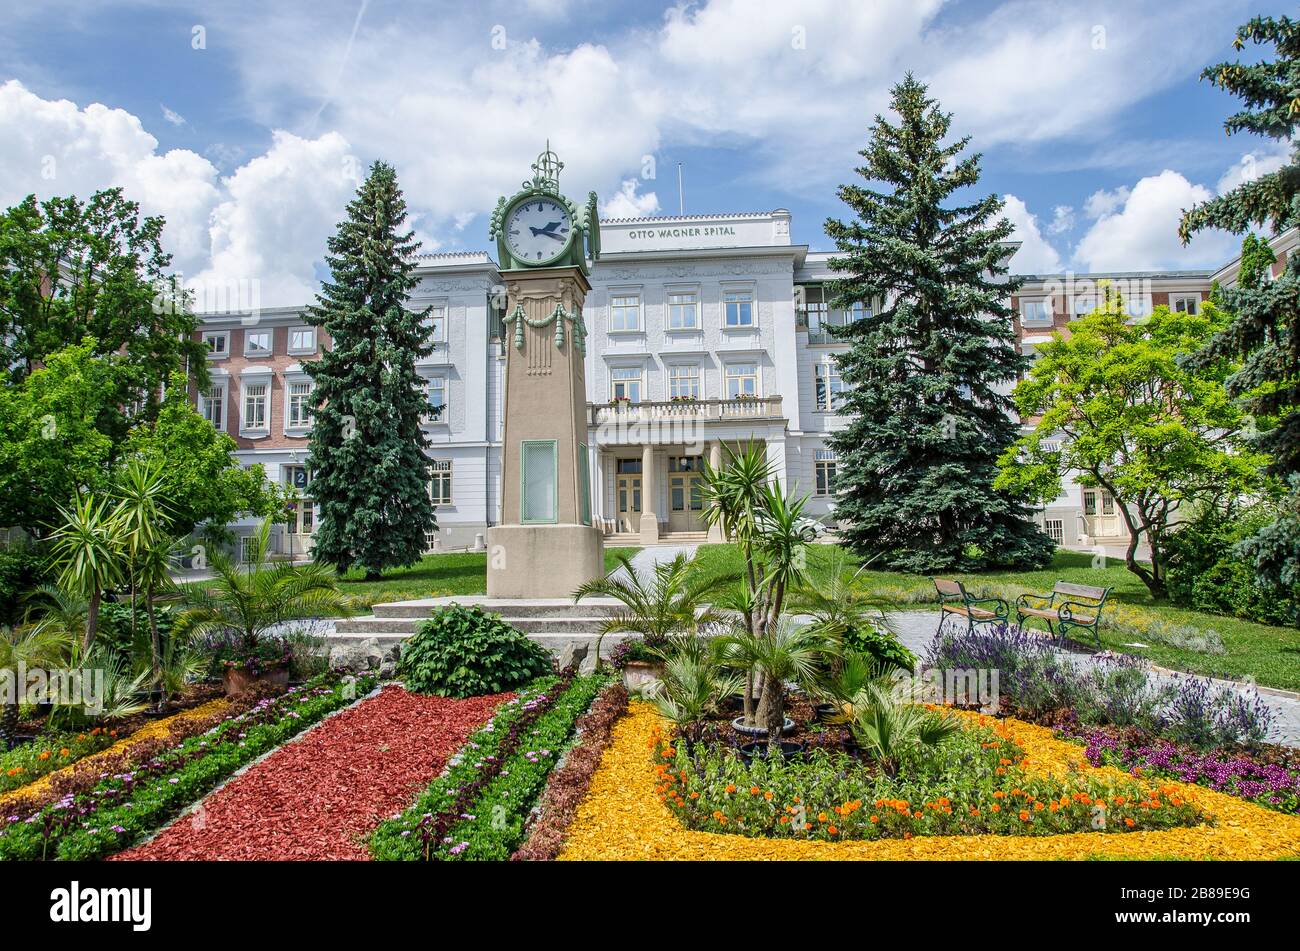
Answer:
top-left (1058, 600), bottom-right (1102, 621)
top-left (966, 596), bottom-right (1009, 617)
top-left (1015, 591), bottom-right (1054, 611)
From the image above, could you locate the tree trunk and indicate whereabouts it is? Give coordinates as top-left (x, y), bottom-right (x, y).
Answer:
top-left (146, 591), bottom-right (164, 712)
top-left (83, 588), bottom-right (101, 653)
top-left (755, 677), bottom-right (782, 737)
top-left (742, 670), bottom-right (755, 721)
top-left (364, 569), bottom-right (382, 582)
top-left (762, 681), bottom-right (785, 754)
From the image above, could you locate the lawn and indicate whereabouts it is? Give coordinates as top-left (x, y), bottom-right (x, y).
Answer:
top-left (334, 547), bottom-right (642, 611)
top-left (690, 544), bottom-right (1300, 693)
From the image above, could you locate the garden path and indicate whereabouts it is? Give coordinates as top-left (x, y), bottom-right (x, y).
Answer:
top-left (883, 610), bottom-right (1300, 748)
top-left (610, 544), bottom-right (701, 584)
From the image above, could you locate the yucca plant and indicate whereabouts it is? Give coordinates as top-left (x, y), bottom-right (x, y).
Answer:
top-left (648, 643), bottom-right (744, 745)
top-left (49, 492), bottom-right (126, 651)
top-left (721, 620), bottom-right (829, 752)
top-left (848, 680), bottom-right (961, 776)
top-left (0, 623), bottom-right (63, 749)
top-left (572, 553), bottom-right (727, 668)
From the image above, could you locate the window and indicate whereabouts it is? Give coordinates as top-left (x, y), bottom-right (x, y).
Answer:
top-left (425, 305), bottom-right (447, 343)
top-left (666, 290), bottom-right (699, 330)
top-left (815, 449), bottom-right (838, 497)
top-left (814, 360), bottom-right (846, 412)
top-left (430, 459), bottom-right (452, 505)
top-left (242, 381), bottom-right (268, 430)
top-left (1044, 518), bottom-right (1064, 544)
top-left (288, 327), bottom-right (316, 354)
top-left (609, 293), bottom-right (641, 332)
top-left (245, 330), bottom-right (272, 356)
top-left (668, 364), bottom-right (700, 400)
top-left (199, 384), bottom-right (225, 429)
top-left (611, 366), bottom-right (643, 403)
top-left (725, 363), bottom-right (758, 399)
top-left (723, 289), bottom-right (754, 327)
top-left (520, 440), bottom-right (557, 524)
top-left (203, 332), bottom-right (228, 357)
top-left (1020, 299), bottom-right (1052, 325)
top-left (849, 300), bottom-right (873, 322)
top-left (578, 444), bottom-right (591, 526)
top-left (1083, 489), bottom-right (1116, 516)
top-left (1171, 294), bottom-right (1200, 314)
top-left (287, 380), bottom-right (314, 429)
top-left (425, 377), bottom-right (448, 422)
top-left (1073, 294), bottom-right (1096, 317)
top-left (805, 296), bottom-right (827, 333)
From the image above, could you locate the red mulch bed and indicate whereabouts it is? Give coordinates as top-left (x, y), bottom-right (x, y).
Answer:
top-left (112, 686), bottom-right (508, 861)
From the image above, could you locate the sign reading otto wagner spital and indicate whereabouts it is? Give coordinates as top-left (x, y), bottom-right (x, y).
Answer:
top-left (485, 144), bottom-right (604, 597)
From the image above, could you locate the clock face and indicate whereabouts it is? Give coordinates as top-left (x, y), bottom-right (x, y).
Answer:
top-left (505, 198), bottom-right (573, 265)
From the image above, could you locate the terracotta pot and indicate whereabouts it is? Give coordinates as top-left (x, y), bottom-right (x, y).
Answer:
top-left (223, 663), bottom-right (290, 698)
top-left (621, 659), bottom-right (664, 692)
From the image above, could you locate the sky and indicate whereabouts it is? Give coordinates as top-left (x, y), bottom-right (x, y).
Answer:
top-left (0, 0), bottom-right (1293, 306)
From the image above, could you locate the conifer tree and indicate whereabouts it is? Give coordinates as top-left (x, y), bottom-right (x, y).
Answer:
top-left (824, 75), bottom-right (1052, 572)
top-left (1180, 15), bottom-right (1299, 589)
top-left (305, 162), bottom-right (436, 578)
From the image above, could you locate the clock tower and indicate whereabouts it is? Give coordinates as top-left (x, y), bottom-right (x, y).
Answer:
top-left (486, 145), bottom-right (604, 597)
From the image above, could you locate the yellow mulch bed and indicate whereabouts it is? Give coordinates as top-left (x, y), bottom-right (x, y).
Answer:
top-left (0, 699), bottom-right (232, 810)
top-left (558, 702), bottom-right (1300, 861)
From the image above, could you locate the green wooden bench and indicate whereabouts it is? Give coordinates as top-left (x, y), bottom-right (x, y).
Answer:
top-left (1015, 582), bottom-right (1112, 647)
top-left (933, 578), bottom-right (1009, 636)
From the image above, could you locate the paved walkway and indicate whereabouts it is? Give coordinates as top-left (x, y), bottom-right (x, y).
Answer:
top-left (610, 543), bottom-right (701, 584)
top-left (884, 610), bottom-right (1300, 748)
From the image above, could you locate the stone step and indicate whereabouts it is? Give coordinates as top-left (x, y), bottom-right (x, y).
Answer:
top-left (335, 615), bottom-right (615, 635)
top-left (370, 596), bottom-right (623, 619)
top-left (323, 630), bottom-right (632, 673)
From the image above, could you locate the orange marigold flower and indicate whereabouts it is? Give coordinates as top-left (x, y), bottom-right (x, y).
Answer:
top-left (870, 815), bottom-right (879, 823)
top-left (1019, 810), bottom-right (1030, 822)
top-left (726, 784), bottom-right (737, 794)
top-left (817, 812), bottom-right (828, 823)
top-left (990, 804), bottom-right (1001, 812)
top-left (764, 791), bottom-right (773, 801)
top-left (750, 786), bottom-right (760, 796)
top-left (827, 825), bottom-right (838, 836)
top-left (38, 751), bottom-right (50, 761)
top-left (1124, 817), bottom-right (1136, 828)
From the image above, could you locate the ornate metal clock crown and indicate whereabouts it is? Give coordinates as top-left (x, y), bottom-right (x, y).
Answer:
top-left (489, 141), bottom-right (601, 274)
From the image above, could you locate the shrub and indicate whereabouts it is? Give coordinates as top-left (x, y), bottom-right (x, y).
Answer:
top-left (397, 604), bottom-right (553, 698)
top-left (843, 624), bottom-right (917, 673)
top-left (0, 544), bottom-right (49, 626)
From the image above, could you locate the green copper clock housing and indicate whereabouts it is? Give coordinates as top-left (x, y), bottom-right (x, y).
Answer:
top-left (490, 144), bottom-right (601, 274)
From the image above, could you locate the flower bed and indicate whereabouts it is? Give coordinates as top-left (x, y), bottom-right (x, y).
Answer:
top-left (512, 681), bottom-right (629, 861)
top-left (0, 699), bottom-right (230, 811)
top-left (0, 729), bottom-right (119, 796)
top-left (0, 673), bottom-right (375, 861)
top-left (558, 703), bottom-right (1300, 860)
top-left (116, 685), bottom-right (505, 861)
top-left (371, 671), bottom-right (610, 860)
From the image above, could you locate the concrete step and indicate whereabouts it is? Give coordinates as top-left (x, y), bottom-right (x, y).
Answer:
top-left (335, 615), bottom-right (615, 635)
top-left (323, 629), bottom-right (631, 659)
top-left (370, 596), bottom-right (622, 619)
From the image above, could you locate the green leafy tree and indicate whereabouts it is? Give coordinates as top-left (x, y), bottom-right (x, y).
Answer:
top-left (823, 75), bottom-right (1052, 572)
top-left (0, 340), bottom-right (119, 534)
top-left (1180, 15), bottom-right (1300, 590)
top-left (304, 161), bottom-right (436, 578)
top-left (996, 296), bottom-right (1268, 599)
top-left (122, 373), bottom-right (283, 537)
top-left (0, 188), bottom-right (206, 412)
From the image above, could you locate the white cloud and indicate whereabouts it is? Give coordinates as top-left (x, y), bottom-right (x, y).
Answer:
top-left (1083, 185), bottom-right (1130, 220)
top-left (600, 179), bottom-right (660, 218)
top-left (160, 104), bottom-right (186, 126)
top-left (1072, 169), bottom-right (1235, 271)
top-left (1046, 204), bottom-right (1075, 235)
top-left (1216, 140), bottom-right (1294, 195)
top-left (1002, 195), bottom-right (1064, 273)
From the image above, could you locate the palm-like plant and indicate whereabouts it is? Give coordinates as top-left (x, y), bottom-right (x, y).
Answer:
top-left (0, 624), bottom-right (63, 749)
top-left (113, 459), bottom-right (172, 696)
top-left (49, 492), bottom-right (126, 651)
top-left (787, 546), bottom-right (899, 673)
top-left (572, 553), bottom-right (726, 668)
top-left (176, 521), bottom-right (353, 664)
top-left (722, 620), bottom-right (829, 751)
top-left (648, 640), bottom-right (744, 745)
top-left (848, 680), bottom-right (961, 776)
top-left (814, 649), bottom-right (883, 722)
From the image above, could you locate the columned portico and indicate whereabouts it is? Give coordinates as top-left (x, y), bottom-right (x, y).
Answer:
top-left (639, 442), bottom-right (660, 544)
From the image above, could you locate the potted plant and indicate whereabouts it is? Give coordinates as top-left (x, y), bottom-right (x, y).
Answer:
top-left (176, 521), bottom-right (353, 697)
top-left (607, 638), bottom-right (664, 691)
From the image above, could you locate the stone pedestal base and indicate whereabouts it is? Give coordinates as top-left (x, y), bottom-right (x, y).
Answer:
top-left (486, 524), bottom-right (606, 598)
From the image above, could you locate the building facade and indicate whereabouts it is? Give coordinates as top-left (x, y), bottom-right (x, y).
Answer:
top-left (191, 211), bottom-right (1296, 556)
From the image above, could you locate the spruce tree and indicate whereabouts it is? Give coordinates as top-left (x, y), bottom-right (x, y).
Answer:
top-left (305, 161), bottom-right (436, 578)
top-left (824, 75), bottom-right (1052, 572)
top-left (1180, 15), bottom-right (1299, 589)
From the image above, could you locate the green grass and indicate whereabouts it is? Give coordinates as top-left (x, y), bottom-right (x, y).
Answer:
top-left (691, 544), bottom-right (1300, 692)
top-left (332, 547), bottom-right (642, 612)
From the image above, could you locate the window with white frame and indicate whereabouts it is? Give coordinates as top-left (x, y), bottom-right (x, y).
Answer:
top-left (611, 366), bottom-right (643, 402)
top-left (430, 459), bottom-right (452, 505)
top-left (242, 381), bottom-right (268, 430)
top-left (286, 380), bottom-right (314, 429)
top-left (1044, 518), bottom-right (1065, 544)
top-left (425, 305), bottom-right (447, 343)
top-left (199, 383), bottom-right (225, 428)
top-left (723, 289), bottom-right (754, 328)
top-left (609, 292), bottom-right (641, 332)
top-left (1020, 299), bottom-right (1052, 325)
top-left (1171, 294), bottom-right (1200, 314)
top-left (802, 286), bottom-right (827, 332)
top-left (725, 363), bottom-right (758, 399)
top-left (244, 329), bottom-right (273, 356)
top-left (849, 299), bottom-right (873, 322)
top-left (814, 360), bottom-right (846, 412)
top-left (815, 449), bottom-right (838, 497)
top-left (287, 327), bottom-right (316, 354)
top-left (425, 377), bottom-right (448, 422)
top-left (668, 364), bottom-right (700, 399)
top-left (666, 290), bottom-right (699, 330)
top-left (203, 331), bottom-right (229, 357)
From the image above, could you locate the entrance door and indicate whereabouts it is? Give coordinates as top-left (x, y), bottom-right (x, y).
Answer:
top-left (616, 474), bottom-right (642, 533)
top-left (1083, 489), bottom-right (1122, 538)
top-left (284, 466), bottom-right (314, 556)
top-left (667, 456), bottom-right (704, 533)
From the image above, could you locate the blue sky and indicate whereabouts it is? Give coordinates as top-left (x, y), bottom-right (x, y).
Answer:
top-left (0, 0), bottom-right (1292, 303)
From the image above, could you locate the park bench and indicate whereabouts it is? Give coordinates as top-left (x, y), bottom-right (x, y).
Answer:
top-left (933, 578), bottom-right (1009, 636)
top-left (1015, 582), bottom-right (1111, 647)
